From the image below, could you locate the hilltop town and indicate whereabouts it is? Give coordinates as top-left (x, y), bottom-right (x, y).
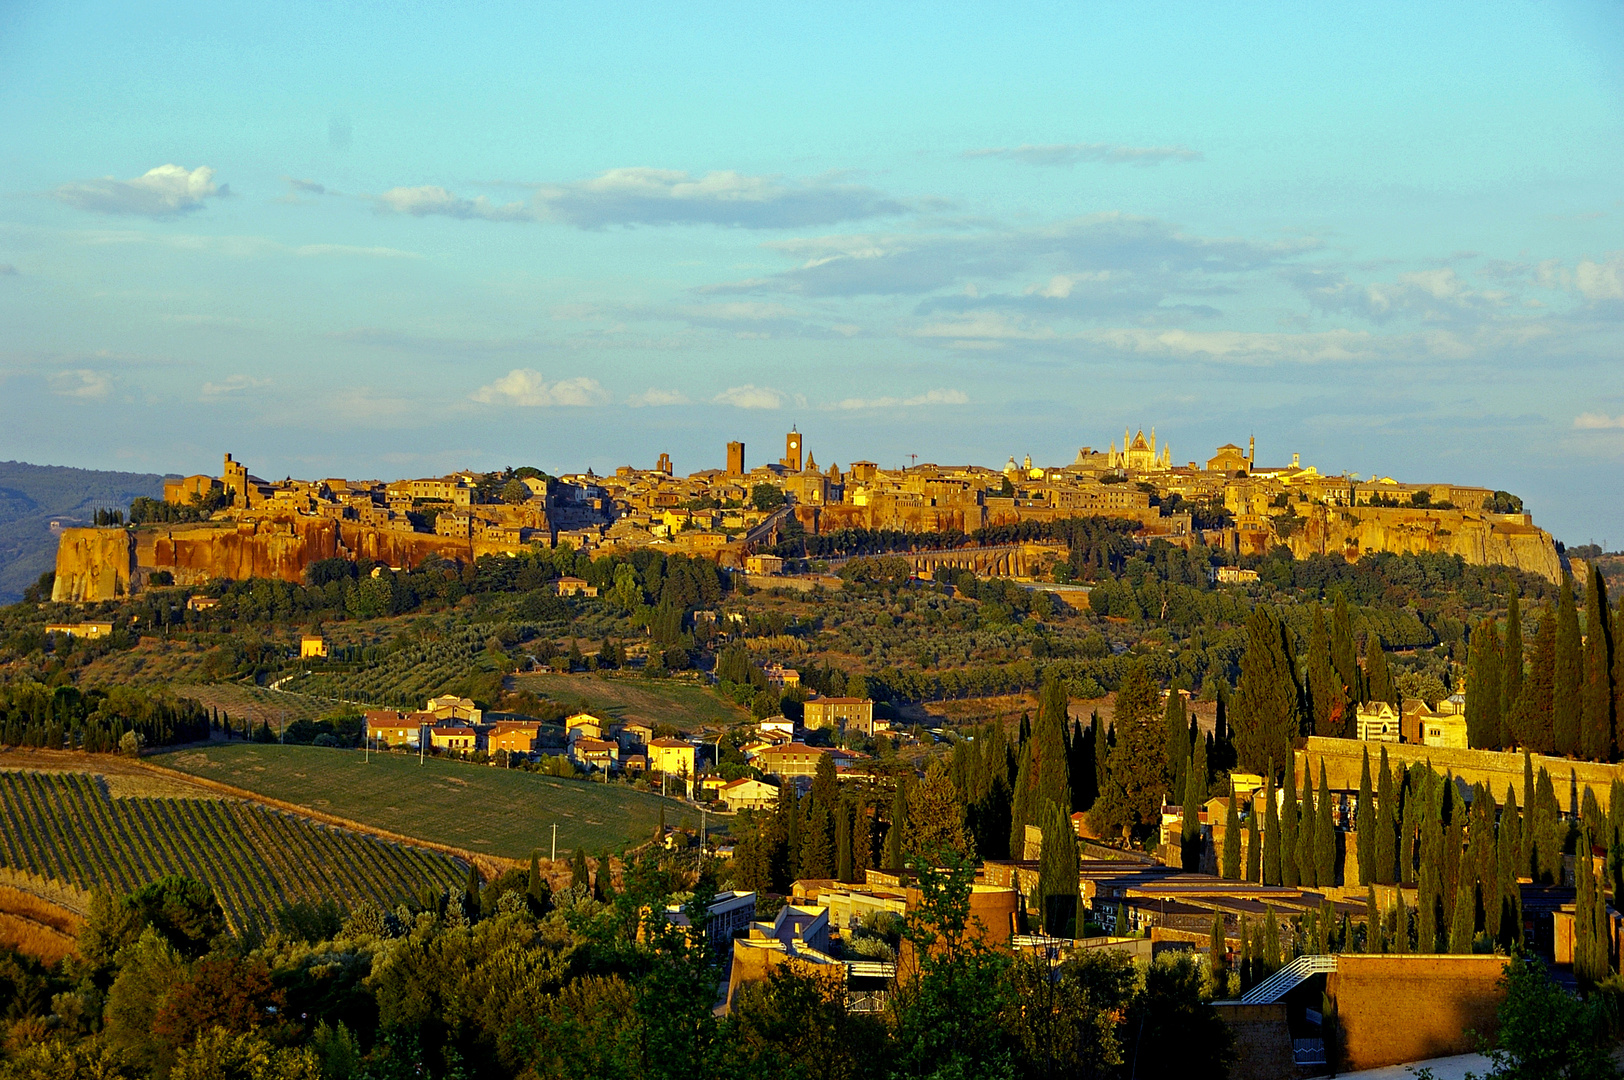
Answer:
top-left (51, 427), bottom-right (1561, 603)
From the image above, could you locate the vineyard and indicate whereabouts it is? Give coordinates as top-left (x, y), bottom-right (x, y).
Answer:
top-left (0, 770), bottom-right (465, 932)
top-left (297, 626), bottom-right (491, 708)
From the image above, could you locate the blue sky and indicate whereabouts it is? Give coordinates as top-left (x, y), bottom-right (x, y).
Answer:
top-left (1, 1), bottom-right (1621, 545)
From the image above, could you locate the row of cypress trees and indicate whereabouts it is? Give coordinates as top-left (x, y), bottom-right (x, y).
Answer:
top-left (1464, 567), bottom-right (1622, 761)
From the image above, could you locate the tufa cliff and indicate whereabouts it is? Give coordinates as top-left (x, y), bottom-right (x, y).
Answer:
top-left (1282, 505), bottom-right (1563, 582)
top-left (54, 517), bottom-right (478, 602)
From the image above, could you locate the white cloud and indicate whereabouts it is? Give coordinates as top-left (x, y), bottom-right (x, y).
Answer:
top-left (470, 370), bottom-right (608, 407)
top-left (964, 143), bottom-right (1202, 166)
top-left (377, 186), bottom-right (531, 222)
top-left (50, 370), bottom-right (111, 399)
top-left (200, 374), bottom-right (271, 400)
top-left (713, 384), bottom-right (784, 409)
top-left (627, 388), bottom-right (692, 407)
top-left (1575, 412), bottom-right (1624, 430)
top-left (834, 388), bottom-right (970, 409)
top-left (52, 165), bottom-right (227, 219)
top-left (1574, 257), bottom-right (1624, 301)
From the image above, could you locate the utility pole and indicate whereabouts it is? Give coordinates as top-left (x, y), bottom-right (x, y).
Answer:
top-left (701, 806), bottom-right (707, 856)
top-left (419, 724), bottom-right (426, 767)
top-left (551, 823), bottom-right (558, 864)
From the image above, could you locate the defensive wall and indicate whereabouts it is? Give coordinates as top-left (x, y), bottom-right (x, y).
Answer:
top-left (1327, 954), bottom-right (1505, 1072)
top-left (1298, 737), bottom-right (1624, 814)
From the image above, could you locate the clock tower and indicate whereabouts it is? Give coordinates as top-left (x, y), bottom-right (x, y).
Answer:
top-left (782, 427), bottom-right (802, 472)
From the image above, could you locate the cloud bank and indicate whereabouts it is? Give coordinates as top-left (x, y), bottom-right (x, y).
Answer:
top-left (52, 165), bottom-right (228, 219)
top-left (471, 370), bottom-right (609, 406)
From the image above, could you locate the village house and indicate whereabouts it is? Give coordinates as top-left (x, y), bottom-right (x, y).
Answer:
top-left (299, 634), bottom-right (328, 659)
top-left (570, 735), bottom-right (618, 771)
top-left (802, 697), bottom-right (875, 737)
top-left (719, 777), bottom-right (780, 812)
top-left (566, 713), bottom-right (607, 741)
top-left (554, 576), bottom-right (599, 597)
top-left (426, 695), bottom-right (482, 724)
top-left (763, 663), bottom-right (800, 690)
top-left (44, 621), bottom-right (115, 639)
top-left (430, 725), bottom-right (479, 754)
top-left (649, 737), bottom-right (698, 783)
top-left (755, 742), bottom-right (837, 780)
top-left (487, 721), bottom-right (541, 755)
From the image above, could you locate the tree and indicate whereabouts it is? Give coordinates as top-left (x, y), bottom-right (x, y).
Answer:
top-left (1282, 766), bottom-right (1301, 889)
top-left (1011, 676), bottom-right (1072, 852)
top-left (1356, 748), bottom-right (1375, 886)
top-left (1316, 762), bottom-right (1337, 888)
top-left (1295, 765), bottom-right (1315, 889)
top-left (1582, 568), bottom-right (1614, 762)
top-left (886, 781), bottom-right (907, 870)
top-left (1164, 687), bottom-right (1190, 797)
top-left (1505, 585), bottom-right (1526, 740)
top-left (1375, 747), bottom-right (1397, 885)
top-left (1090, 662), bottom-right (1169, 838)
top-left (908, 759), bottom-right (972, 862)
top-left (750, 484), bottom-right (785, 512)
top-left (1555, 573), bottom-right (1584, 758)
top-left (1210, 912), bottom-right (1229, 993)
top-left (1330, 591), bottom-right (1363, 708)
top-left (725, 964), bottom-right (888, 1080)
top-left (500, 478), bottom-right (530, 504)
top-left (594, 853), bottom-right (614, 902)
top-left (1246, 791), bottom-right (1262, 883)
top-left (1262, 772), bottom-right (1281, 886)
top-left (1221, 791), bottom-right (1241, 879)
top-left (1468, 617), bottom-right (1505, 750)
top-left (1182, 743), bottom-right (1208, 872)
top-left (1517, 609), bottom-right (1558, 753)
top-left (836, 800), bottom-right (854, 882)
top-left (1306, 606), bottom-right (1343, 737)
top-left (571, 848), bottom-right (590, 891)
top-left (1232, 607), bottom-right (1302, 772)
top-left (1481, 955), bottom-right (1618, 1080)
top-left (1120, 953), bottom-right (1235, 1080)
top-left (1365, 632), bottom-right (1395, 709)
top-left (1037, 799), bottom-right (1080, 936)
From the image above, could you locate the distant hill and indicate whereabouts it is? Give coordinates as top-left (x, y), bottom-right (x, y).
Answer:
top-left (0, 461), bottom-right (166, 603)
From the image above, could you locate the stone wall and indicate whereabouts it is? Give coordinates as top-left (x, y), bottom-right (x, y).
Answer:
top-left (1328, 954), bottom-right (1505, 1071)
top-left (1212, 1002), bottom-right (1295, 1080)
top-left (1299, 737), bottom-right (1623, 814)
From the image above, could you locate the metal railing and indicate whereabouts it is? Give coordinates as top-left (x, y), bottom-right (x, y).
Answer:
top-left (1239, 953), bottom-right (1339, 1004)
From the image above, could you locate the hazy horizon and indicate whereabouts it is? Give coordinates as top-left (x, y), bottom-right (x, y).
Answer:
top-left (2, 2), bottom-right (1621, 548)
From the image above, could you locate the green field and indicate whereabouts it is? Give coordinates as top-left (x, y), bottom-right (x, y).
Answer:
top-left (174, 684), bottom-right (340, 726)
top-left (514, 672), bottom-right (747, 732)
top-left (0, 770), bottom-right (463, 932)
top-left (157, 743), bottom-right (706, 858)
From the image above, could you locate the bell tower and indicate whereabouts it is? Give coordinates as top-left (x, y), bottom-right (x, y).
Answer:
top-left (782, 427), bottom-right (802, 472)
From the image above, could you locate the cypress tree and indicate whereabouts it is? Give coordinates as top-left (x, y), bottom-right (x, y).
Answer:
top-left (1263, 907), bottom-right (1281, 973)
top-left (1182, 745), bottom-right (1206, 872)
top-left (1448, 868), bottom-right (1476, 954)
top-left (571, 847), bottom-right (590, 891)
top-left (1008, 739), bottom-right (1033, 857)
top-left (1037, 799), bottom-right (1080, 936)
top-left (1555, 573), bottom-right (1583, 758)
top-left (1504, 586), bottom-right (1525, 740)
top-left (1233, 606), bottom-right (1302, 772)
top-left (1466, 618), bottom-right (1504, 750)
top-left (1307, 606), bottom-right (1342, 737)
top-left (465, 863), bottom-right (482, 917)
top-left (1521, 751), bottom-right (1535, 875)
top-left (1331, 590), bottom-right (1363, 708)
top-left (1392, 894), bottom-right (1410, 954)
top-left (1091, 661), bottom-right (1168, 839)
top-left (1165, 688), bottom-right (1190, 798)
top-left (1317, 762), bottom-right (1337, 888)
top-left (1365, 885), bottom-right (1381, 953)
top-left (885, 780), bottom-right (905, 869)
top-left (1615, 602), bottom-right (1624, 760)
top-left (1222, 789), bottom-right (1241, 879)
top-left (1533, 767), bottom-right (1562, 884)
top-left (1356, 748), bottom-right (1375, 886)
top-left (1246, 793), bottom-right (1262, 883)
top-left (594, 853), bottom-right (614, 902)
top-left (1238, 914), bottom-right (1252, 992)
top-left (1498, 784), bottom-right (1521, 947)
top-left (836, 800), bottom-right (853, 882)
top-left (1365, 632), bottom-right (1395, 708)
top-left (1263, 772), bottom-right (1281, 886)
top-left (1375, 748), bottom-right (1397, 885)
top-left (1417, 857), bottom-right (1439, 952)
top-left (1010, 675), bottom-right (1073, 852)
top-left (1283, 764), bottom-right (1303, 888)
top-left (528, 850), bottom-right (543, 896)
top-left (1582, 568), bottom-right (1614, 762)
top-left (1520, 608), bottom-right (1558, 754)
top-left (1210, 913), bottom-right (1228, 992)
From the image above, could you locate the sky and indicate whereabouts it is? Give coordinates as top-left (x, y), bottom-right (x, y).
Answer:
top-left (1, 2), bottom-right (1621, 546)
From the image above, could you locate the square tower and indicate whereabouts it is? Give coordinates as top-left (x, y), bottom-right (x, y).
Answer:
top-left (726, 441), bottom-right (745, 477)
top-left (782, 429), bottom-right (802, 472)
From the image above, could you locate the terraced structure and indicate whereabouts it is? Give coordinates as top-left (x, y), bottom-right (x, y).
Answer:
top-left (0, 769), bottom-right (465, 931)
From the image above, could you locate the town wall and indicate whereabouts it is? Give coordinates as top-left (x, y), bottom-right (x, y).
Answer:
top-left (1327, 954), bottom-right (1505, 1072)
top-left (1211, 1002), bottom-right (1295, 1080)
top-left (1299, 737), bottom-right (1624, 813)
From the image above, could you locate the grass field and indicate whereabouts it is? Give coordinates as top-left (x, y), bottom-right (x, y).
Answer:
top-left (175, 684), bottom-right (341, 726)
top-left (513, 672), bottom-right (747, 732)
top-left (157, 743), bottom-right (706, 858)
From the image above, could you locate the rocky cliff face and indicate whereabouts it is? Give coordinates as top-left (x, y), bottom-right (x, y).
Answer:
top-left (1285, 505), bottom-right (1562, 582)
top-left (51, 528), bottom-right (135, 602)
top-left (54, 516), bottom-right (475, 601)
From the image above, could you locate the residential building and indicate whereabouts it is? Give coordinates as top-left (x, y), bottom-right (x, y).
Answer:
top-left (803, 698), bottom-right (875, 737)
top-left (745, 554), bottom-right (784, 575)
top-left (365, 710), bottom-right (424, 748)
top-left (44, 621), bottom-right (115, 639)
top-left (763, 663), bottom-right (800, 690)
top-left (488, 722), bottom-right (541, 755)
top-left (555, 576), bottom-right (599, 597)
top-left (666, 890), bottom-right (757, 949)
top-left (719, 778), bottom-right (780, 812)
top-left (570, 735), bottom-right (619, 771)
top-left (426, 695), bottom-right (482, 724)
top-left (566, 713), bottom-right (606, 741)
top-left (430, 725), bottom-right (479, 753)
top-left (755, 742), bottom-right (837, 780)
top-left (299, 635), bottom-right (328, 658)
top-left (649, 737), bottom-right (698, 783)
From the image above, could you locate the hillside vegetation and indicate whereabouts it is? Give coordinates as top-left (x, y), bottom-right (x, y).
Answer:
top-left (159, 743), bottom-right (706, 856)
top-left (0, 769), bottom-right (464, 932)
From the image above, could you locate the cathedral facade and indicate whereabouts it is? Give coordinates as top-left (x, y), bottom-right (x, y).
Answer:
top-left (1107, 428), bottom-right (1171, 472)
